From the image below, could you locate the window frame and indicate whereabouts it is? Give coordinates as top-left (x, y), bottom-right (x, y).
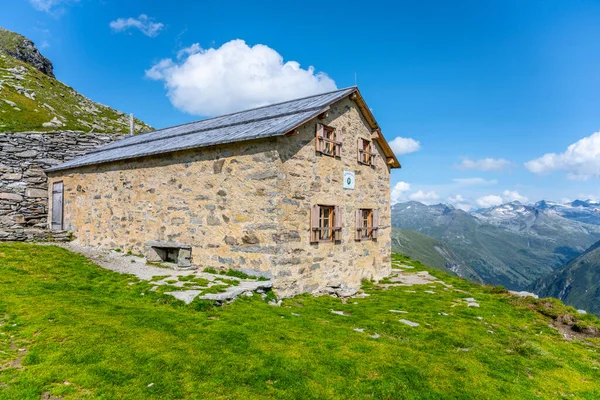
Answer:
top-left (355, 208), bottom-right (379, 241)
top-left (358, 138), bottom-right (376, 166)
top-left (310, 204), bottom-right (342, 243)
top-left (316, 124), bottom-right (342, 158)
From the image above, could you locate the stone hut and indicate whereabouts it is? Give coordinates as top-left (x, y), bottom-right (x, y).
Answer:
top-left (46, 87), bottom-right (401, 296)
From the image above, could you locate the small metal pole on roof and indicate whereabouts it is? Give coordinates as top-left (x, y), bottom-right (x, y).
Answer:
top-left (129, 113), bottom-right (134, 135)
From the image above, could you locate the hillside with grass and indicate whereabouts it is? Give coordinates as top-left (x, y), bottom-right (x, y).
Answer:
top-left (0, 243), bottom-right (599, 399)
top-left (0, 27), bottom-right (152, 133)
top-left (391, 228), bottom-right (482, 282)
top-left (531, 239), bottom-right (600, 317)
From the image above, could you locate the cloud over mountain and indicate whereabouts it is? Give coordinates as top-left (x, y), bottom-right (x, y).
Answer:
top-left (525, 131), bottom-right (600, 180)
top-left (457, 157), bottom-right (513, 172)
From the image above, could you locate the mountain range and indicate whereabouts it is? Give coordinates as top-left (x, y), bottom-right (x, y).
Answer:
top-left (530, 239), bottom-right (600, 316)
top-left (0, 27), bottom-right (152, 133)
top-left (391, 200), bottom-right (600, 291)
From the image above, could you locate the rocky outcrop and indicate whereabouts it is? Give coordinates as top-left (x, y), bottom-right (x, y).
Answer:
top-left (0, 131), bottom-right (127, 241)
top-left (0, 27), bottom-right (54, 77)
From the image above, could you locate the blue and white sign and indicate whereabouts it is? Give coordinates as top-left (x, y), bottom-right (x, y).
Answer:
top-left (343, 170), bottom-right (355, 190)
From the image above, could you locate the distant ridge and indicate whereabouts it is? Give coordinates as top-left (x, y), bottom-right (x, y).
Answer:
top-left (391, 200), bottom-right (600, 290)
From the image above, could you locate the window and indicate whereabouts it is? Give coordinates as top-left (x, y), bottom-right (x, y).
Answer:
top-left (310, 204), bottom-right (342, 243)
top-left (358, 138), bottom-right (376, 166)
top-left (355, 208), bottom-right (379, 240)
top-left (316, 124), bottom-right (341, 157)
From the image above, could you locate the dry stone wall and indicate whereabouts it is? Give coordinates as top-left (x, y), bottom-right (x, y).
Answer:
top-left (0, 131), bottom-right (127, 240)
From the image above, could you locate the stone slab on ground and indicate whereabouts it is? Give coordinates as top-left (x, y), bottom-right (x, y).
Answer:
top-left (41, 242), bottom-right (273, 305)
top-left (399, 319), bottom-right (420, 327)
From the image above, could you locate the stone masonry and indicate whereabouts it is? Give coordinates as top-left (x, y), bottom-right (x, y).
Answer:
top-left (0, 131), bottom-right (126, 240)
top-left (47, 98), bottom-right (393, 297)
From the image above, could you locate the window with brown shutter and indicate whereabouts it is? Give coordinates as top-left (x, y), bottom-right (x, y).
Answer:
top-left (355, 208), bottom-right (379, 240)
top-left (358, 138), bottom-right (376, 166)
top-left (316, 124), bottom-right (341, 157)
top-left (311, 204), bottom-right (342, 243)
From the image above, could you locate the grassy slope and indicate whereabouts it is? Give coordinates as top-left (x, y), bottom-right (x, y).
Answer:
top-left (391, 229), bottom-right (481, 282)
top-left (0, 51), bottom-right (151, 133)
top-left (531, 240), bottom-right (600, 317)
top-left (0, 243), bottom-right (599, 399)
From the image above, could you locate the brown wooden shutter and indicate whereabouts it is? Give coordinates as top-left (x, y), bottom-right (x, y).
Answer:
top-left (334, 205), bottom-right (342, 241)
top-left (357, 139), bottom-right (363, 163)
top-left (310, 205), bottom-right (320, 243)
top-left (335, 129), bottom-right (342, 157)
top-left (370, 142), bottom-right (376, 166)
top-left (372, 209), bottom-right (379, 239)
top-left (355, 209), bottom-right (361, 241)
top-left (316, 124), bottom-right (324, 153)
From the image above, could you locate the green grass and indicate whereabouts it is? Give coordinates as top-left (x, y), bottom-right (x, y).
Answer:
top-left (0, 243), bottom-right (599, 399)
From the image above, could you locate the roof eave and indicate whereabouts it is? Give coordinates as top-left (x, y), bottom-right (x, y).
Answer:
top-left (350, 89), bottom-right (401, 169)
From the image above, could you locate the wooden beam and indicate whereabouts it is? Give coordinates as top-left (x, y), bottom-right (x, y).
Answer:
top-left (371, 130), bottom-right (380, 140)
top-left (386, 157), bottom-right (395, 165)
top-left (286, 129), bottom-right (300, 136)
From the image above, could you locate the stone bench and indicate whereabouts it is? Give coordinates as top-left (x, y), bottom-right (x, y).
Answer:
top-left (145, 241), bottom-right (192, 269)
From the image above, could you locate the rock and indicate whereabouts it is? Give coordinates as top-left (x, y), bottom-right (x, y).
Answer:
top-left (25, 188), bottom-right (47, 198)
top-left (2, 172), bottom-right (22, 180)
top-left (0, 192), bottom-right (23, 201)
top-left (15, 150), bottom-right (38, 158)
top-left (399, 319), bottom-right (420, 327)
top-left (439, 312), bottom-right (449, 316)
top-left (330, 310), bottom-right (349, 316)
top-left (42, 117), bottom-right (64, 128)
top-left (2, 99), bottom-right (16, 107)
top-left (389, 310), bottom-right (408, 314)
top-left (0, 28), bottom-right (55, 77)
top-left (369, 333), bottom-right (380, 339)
top-left (509, 290), bottom-right (539, 299)
top-left (577, 309), bottom-right (587, 315)
top-left (353, 328), bottom-right (365, 333)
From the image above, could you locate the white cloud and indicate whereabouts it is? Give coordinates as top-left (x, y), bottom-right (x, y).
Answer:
top-left (146, 39), bottom-right (337, 116)
top-left (452, 177), bottom-right (498, 186)
top-left (109, 14), bottom-right (164, 38)
top-left (456, 157), bottom-right (513, 171)
top-left (447, 194), bottom-right (473, 211)
top-left (28, 0), bottom-right (77, 13)
top-left (391, 181), bottom-right (411, 204)
top-left (389, 137), bottom-right (421, 156)
top-left (476, 195), bottom-right (504, 208)
top-left (475, 190), bottom-right (528, 208)
top-left (409, 190), bottom-right (440, 204)
top-left (502, 190), bottom-right (528, 203)
top-left (525, 131), bottom-right (600, 180)
top-left (177, 43), bottom-right (202, 59)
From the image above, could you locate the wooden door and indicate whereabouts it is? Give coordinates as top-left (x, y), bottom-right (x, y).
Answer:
top-left (51, 182), bottom-right (63, 231)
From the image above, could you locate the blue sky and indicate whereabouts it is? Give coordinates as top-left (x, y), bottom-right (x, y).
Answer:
top-left (4, 0), bottom-right (600, 209)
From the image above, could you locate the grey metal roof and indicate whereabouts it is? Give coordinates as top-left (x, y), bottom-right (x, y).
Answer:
top-left (47, 87), bottom-right (357, 172)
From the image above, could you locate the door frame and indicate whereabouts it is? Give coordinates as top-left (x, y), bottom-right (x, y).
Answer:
top-left (51, 181), bottom-right (64, 231)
